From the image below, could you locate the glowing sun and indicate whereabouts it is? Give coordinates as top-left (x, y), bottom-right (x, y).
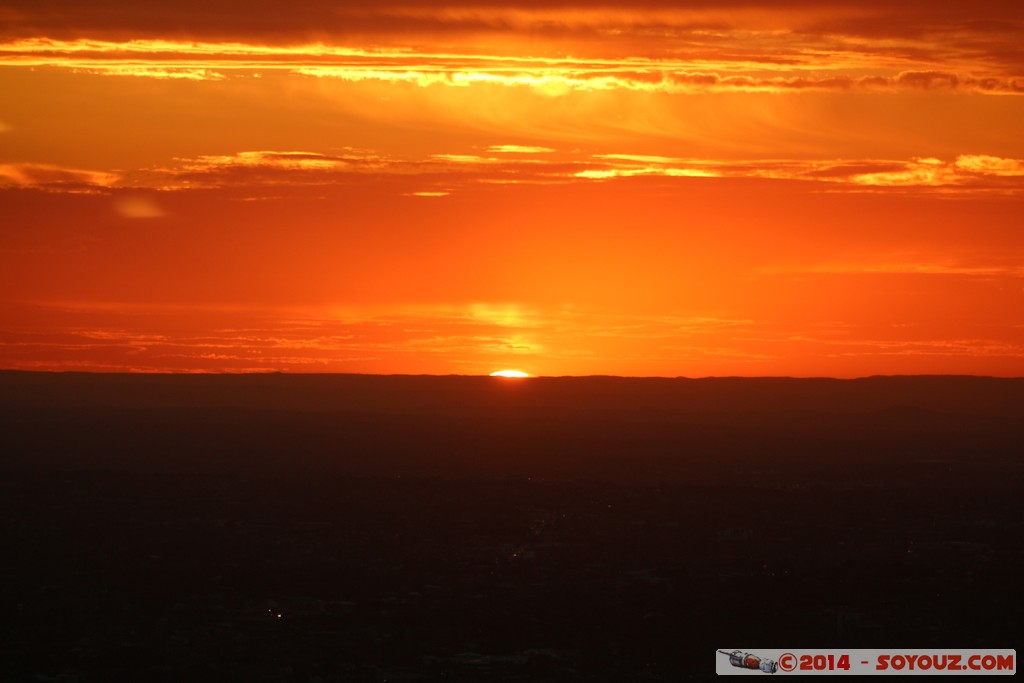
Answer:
top-left (490, 369), bottom-right (530, 378)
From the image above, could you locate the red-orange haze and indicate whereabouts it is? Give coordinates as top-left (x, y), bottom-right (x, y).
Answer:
top-left (1, 1), bottom-right (1022, 376)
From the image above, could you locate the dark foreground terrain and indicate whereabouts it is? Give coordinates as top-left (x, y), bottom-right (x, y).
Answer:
top-left (1, 372), bottom-right (1022, 680)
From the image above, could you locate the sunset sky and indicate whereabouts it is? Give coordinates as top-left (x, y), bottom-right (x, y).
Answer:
top-left (1, 1), bottom-right (1022, 376)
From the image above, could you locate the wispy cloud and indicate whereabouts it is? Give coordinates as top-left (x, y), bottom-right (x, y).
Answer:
top-left (954, 155), bottom-right (1024, 176)
top-left (6, 150), bottom-right (1023, 195)
top-left (2, 3), bottom-right (1021, 70)
top-left (487, 145), bottom-right (556, 154)
top-left (0, 301), bottom-right (765, 374)
top-left (789, 262), bottom-right (1024, 278)
top-left (2, 37), bottom-right (1021, 94)
top-left (577, 154), bottom-right (1024, 190)
top-left (0, 163), bottom-right (120, 190)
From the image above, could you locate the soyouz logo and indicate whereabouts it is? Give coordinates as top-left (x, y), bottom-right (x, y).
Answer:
top-left (715, 649), bottom-right (1015, 675)
top-left (718, 650), bottom-right (778, 674)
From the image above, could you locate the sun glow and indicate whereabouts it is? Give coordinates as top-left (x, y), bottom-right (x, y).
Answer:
top-left (1, 2), bottom-right (1023, 377)
top-left (490, 369), bottom-right (530, 378)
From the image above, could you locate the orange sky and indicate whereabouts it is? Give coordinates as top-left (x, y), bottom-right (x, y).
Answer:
top-left (1, 1), bottom-right (1022, 376)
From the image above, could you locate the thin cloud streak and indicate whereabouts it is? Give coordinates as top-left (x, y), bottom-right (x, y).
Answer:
top-left (767, 262), bottom-right (1024, 278)
top-left (0, 163), bottom-right (121, 190)
top-left (1, 38), bottom-right (1021, 94)
top-left (7, 150), bottom-right (1020, 194)
top-left (3, 300), bottom-right (1021, 375)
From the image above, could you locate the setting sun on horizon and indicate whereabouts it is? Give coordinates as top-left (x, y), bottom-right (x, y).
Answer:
top-left (490, 370), bottom-right (530, 378)
top-left (1, 1), bottom-right (1022, 377)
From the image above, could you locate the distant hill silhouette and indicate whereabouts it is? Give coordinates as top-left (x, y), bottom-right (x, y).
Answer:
top-left (2, 372), bottom-right (1021, 483)
top-left (3, 371), bottom-right (1022, 416)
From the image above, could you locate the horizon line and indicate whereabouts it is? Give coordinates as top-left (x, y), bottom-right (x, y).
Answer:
top-left (1, 369), bottom-right (1021, 381)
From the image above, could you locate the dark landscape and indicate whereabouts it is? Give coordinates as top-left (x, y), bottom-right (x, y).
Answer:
top-left (2, 371), bottom-right (1022, 681)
